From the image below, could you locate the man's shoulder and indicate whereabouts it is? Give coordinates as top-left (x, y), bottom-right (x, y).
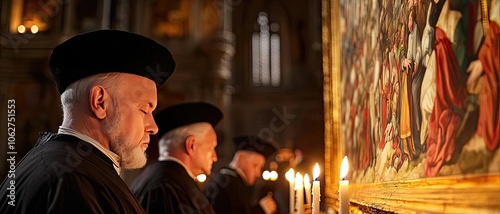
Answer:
top-left (131, 161), bottom-right (193, 193)
top-left (21, 134), bottom-right (107, 171)
top-left (0, 158), bottom-right (119, 212)
top-left (12, 133), bottom-right (119, 186)
top-left (205, 168), bottom-right (242, 189)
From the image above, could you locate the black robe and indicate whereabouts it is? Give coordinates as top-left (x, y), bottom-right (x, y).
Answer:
top-left (0, 132), bottom-right (144, 213)
top-left (203, 167), bottom-right (265, 214)
top-left (130, 160), bottom-right (215, 214)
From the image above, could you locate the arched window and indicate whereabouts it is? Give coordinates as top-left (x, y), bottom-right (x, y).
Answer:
top-left (252, 12), bottom-right (280, 87)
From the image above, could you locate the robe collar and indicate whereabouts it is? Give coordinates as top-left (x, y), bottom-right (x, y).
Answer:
top-left (58, 126), bottom-right (121, 175)
top-left (159, 156), bottom-right (196, 180)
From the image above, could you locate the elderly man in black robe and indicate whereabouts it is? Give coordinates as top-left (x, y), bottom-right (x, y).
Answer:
top-left (204, 135), bottom-right (279, 214)
top-left (130, 102), bottom-right (222, 214)
top-left (0, 30), bottom-right (176, 213)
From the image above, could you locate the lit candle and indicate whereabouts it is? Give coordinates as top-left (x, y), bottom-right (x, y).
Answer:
top-left (304, 173), bottom-right (311, 210)
top-left (262, 170), bottom-right (270, 180)
top-left (295, 172), bottom-right (304, 214)
top-left (312, 163), bottom-right (321, 214)
top-left (285, 168), bottom-right (295, 214)
top-left (270, 170), bottom-right (278, 181)
top-left (339, 156), bottom-right (349, 214)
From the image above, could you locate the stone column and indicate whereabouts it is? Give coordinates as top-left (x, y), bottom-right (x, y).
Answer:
top-left (114, 0), bottom-right (130, 31)
top-left (101, 0), bottom-right (111, 29)
top-left (199, 0), bottom-right (236, 166)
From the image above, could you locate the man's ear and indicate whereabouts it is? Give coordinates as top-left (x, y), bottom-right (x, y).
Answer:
top-left (185, 135), bottom-right (196, 155)
top-left (89, 86), bottom-right (109, 119)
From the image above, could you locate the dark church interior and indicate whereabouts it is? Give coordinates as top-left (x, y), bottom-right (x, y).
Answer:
top-left (2, 0), bottom-right (500, 213)
top-left (1, 0), bottom-right (324, 213)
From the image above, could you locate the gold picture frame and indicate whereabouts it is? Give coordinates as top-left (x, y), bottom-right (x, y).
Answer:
top-left (321, 0), bottom-right (500, 213)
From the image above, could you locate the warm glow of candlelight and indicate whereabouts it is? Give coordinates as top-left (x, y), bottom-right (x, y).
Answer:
top-left (294, 172), bottom-right (303, 190)
top-left (312, 163), bottom-right (321, 214)
top-left (304, 173), bottom-right (310, 186)
top-left (286, 168), bottom-right (295, 182)
top-left (31, 24), bottom-right (39, 34)
top-left (295, 172), bottom-right (304, 214)
top-left (270, 171), bottom-right (278, 181)
top-left (17, 25), bottom-right (26, 34)
top-left (287, 168), bottom-right (295, 214)
top-left (304, 173), bottom-right (311, 208)
top-left (340, 156), bottom-right (349, 179)
top-left (262, 170), bottom-right (270, 180)
top-left (313, 163), bottom-right (320, 180)
top-left (339, 156), bottom-right (350, 214)
top-left (196, 174), bottom-right (207, 182)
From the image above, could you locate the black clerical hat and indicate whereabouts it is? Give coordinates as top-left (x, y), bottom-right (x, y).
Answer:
top-left (154, 102), bottom-right (223, 137)
top-left (49, 30), bottom-right (176, 94)
top-left (233, 135), bottom-right (279, 158)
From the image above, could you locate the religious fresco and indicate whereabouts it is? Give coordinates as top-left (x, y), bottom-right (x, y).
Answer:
top-left (339, 0), bottom-right (499, 183)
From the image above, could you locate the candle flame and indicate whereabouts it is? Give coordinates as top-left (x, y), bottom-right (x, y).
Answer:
top-left (270, 171), bottom-right (278, 181)
top-left (294, 172), bottom-right (303, 190)
top-left (340, 156), bottom-right (349, 179)
top-left (304, 173), bottom-right (311, 186)
top-left (262, 170), bottom-right (270, 180)
top-left (196, 174), bottom-right (207, 182)
top-left (285, 168), bottom-right (295, 182)
top-left (313, 163), bottom-right (320, 180)
top-left (17, 25), bottom-right (26, 34)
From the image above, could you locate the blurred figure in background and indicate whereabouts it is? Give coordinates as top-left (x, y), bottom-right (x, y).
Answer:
top-left (131, 102), bottom-right (222, 214)
top-left (204, 135), bottom-right (279, 214)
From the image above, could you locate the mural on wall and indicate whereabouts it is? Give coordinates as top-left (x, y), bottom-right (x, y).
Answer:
top-left (339, 0), bottom-right (499, 183)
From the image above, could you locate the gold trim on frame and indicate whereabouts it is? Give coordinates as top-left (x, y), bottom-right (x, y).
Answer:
top-left (322, 0), bottom-right (342, 211)
top-left (321, 0), bottom-right (500, 213)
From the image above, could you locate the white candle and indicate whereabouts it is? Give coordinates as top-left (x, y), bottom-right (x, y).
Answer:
top-left (312, 163), bottom-right (321, 214)
top-left (295, 172), bottom-right (304, 214)
top-left (304, 173), bottom-right (311, 210)
top-left (339, 156), bottom-right (349, 214)
top-left (285, 168), bottom-right (295, 214)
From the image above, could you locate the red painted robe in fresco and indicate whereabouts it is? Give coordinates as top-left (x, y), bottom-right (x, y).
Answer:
top-left (425, 27), bottom-right (468, 177)
top-left (477, 22), bottom-right (500, 151)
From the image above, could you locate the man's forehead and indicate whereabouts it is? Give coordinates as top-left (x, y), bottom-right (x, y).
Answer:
top-left (120, 74), bottom-right (158, 106)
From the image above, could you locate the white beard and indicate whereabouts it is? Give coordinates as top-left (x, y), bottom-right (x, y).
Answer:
top-left (105, 102), bottom-right (147, 170)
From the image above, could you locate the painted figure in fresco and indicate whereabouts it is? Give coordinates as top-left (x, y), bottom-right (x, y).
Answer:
top-left (424, 0), bottom-right (469, 177)
top-left (392, 22), bottom-right (408, 171)
top-left (466, 0), bottom-right (500, 153)
top-left (409, 6), bottom-right (426, 157)
top-left (385, 24), bottom-right (401, 170)
top-left (370, 47), bottom-right (382, 164)
top-left (401, 6), bottom-right (423, 161)
top-left (379, 49), bottom-right (391, 150)
top-left (420, 1), bottom-right (438, 148)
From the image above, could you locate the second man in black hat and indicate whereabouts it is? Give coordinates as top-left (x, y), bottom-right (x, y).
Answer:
top-left (130, 102), bottom-right (222, 214)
